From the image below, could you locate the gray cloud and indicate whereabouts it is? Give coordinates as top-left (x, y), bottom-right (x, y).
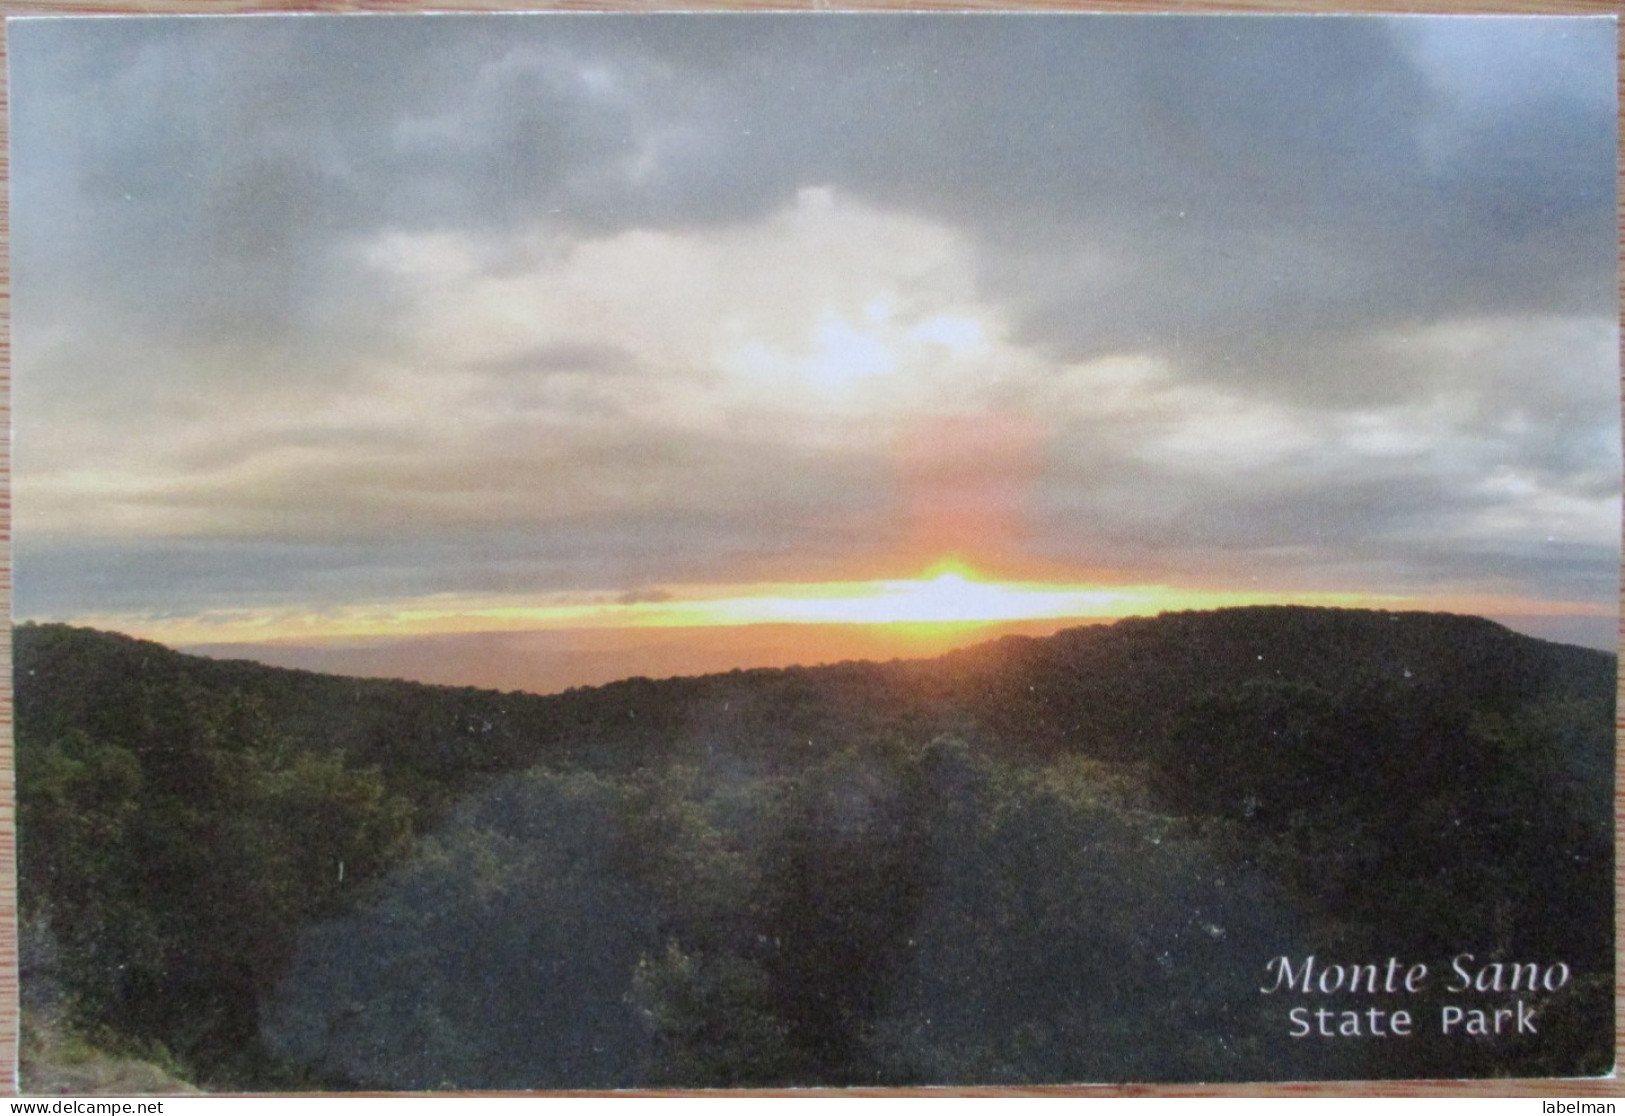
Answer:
top-left (17, 16), bottom-right (1613, 344)
top-left (10, 13), bottom-right (1617, 624)
top-left (471, 343), bottom-right (639, 378)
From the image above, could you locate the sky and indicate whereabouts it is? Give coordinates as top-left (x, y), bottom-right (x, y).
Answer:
top-left (10, 12), bottom-right (1621, 692)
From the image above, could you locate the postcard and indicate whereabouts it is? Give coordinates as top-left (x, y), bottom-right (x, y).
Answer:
top-left (7, 10), bottom-right (1618, 1092)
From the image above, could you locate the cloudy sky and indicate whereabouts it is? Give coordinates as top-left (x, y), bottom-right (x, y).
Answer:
top-left (11, 13), bottom-right (1620, 691)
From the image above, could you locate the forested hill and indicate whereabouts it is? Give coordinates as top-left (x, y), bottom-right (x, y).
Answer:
top-left (17, 606), bottom-right (1614, 779)
top-left (14, 608), bottom-right (1618, 1089)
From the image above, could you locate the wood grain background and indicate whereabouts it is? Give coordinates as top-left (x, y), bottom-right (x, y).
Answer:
top-left (0, 0), bottom-right (1617, 1098)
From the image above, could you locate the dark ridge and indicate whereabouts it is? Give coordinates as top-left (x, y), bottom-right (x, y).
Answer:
top-left (15, 606), bottom-right (1616, 776)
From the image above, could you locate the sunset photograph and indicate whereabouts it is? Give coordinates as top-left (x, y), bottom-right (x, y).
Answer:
top-left (9, 11), bottom-right (1618, 1091)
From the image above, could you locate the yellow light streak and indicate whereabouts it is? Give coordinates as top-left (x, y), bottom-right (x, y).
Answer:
top-left (45, 564), bottom-right (1607, 651)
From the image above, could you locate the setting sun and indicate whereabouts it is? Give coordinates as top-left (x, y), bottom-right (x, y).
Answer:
top-left (59, 560), bottom-right (1461, 652)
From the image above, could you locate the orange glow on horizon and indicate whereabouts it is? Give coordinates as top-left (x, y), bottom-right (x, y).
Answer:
top-left (40, 558), bottom-right (1609, 655)
top-left (893, 412), bottom-right (1046, 574)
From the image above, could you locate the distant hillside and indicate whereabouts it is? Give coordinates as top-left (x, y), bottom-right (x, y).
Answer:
top-left (14, 608), bottom-right (1616, 1088)
top-left (21, 606), bottom-right (1612, 775)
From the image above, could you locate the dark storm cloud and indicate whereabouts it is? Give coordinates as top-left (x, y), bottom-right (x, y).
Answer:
top-left (15, 14), bottom-right (1614, 366)
top-left (905, 17), bottom-right (1617, 366)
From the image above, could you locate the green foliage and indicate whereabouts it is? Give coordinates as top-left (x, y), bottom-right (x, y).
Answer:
top-left (15, 608), bottom-right (1615, 1088)
top-left (629, 944), bottom-right (794, 1086)
top-left (262, 769), bottom-right (664, 1089)
top-left (15, 626), bottom-right (419, 1085)
top-left (261, 736), bottom-right (1319, 1087)
top-left (864, 744), bottom-right (1324, 1084)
